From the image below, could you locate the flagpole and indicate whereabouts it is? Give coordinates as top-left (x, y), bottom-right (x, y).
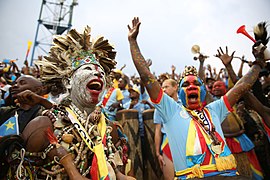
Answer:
top-left (15, 111), bottom-right (19, 135)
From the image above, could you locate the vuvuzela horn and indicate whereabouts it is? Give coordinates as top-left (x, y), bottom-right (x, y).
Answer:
top-left (237, 25), bottom-right (270, 60)
top-left (191, 45), bottom-right (200, 54)
top-left (191, 44), bottom-right (209, 60)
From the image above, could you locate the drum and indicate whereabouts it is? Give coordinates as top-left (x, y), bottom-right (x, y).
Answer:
top-left (232, 152), bottom-right (252, 177)
top-left (116, 109), bottom-right (143, 180)
top-left (142, 109), bottom-right (163, 180)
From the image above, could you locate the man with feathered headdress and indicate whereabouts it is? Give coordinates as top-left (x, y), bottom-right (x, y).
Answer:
top-left (127, 17), bottom-right (267, 179)
top-left (1, 26), bottom-right (134, 180)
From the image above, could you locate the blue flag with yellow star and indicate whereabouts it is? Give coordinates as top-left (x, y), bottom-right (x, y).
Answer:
top-left (0, 113), bottom-right (19, 136)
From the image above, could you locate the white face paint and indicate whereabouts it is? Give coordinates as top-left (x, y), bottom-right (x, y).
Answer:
top-left (70, 63), bottom-right (106, 108)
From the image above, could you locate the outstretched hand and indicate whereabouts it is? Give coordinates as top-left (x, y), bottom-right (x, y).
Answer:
top-left (171, 65), bottom-right (176, 72)
top-left (128, 17), bottom-right (141, 41)
top-left (214, 46), bottom-right (235, 66)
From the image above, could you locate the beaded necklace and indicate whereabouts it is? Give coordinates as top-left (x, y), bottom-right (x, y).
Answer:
top-left (9, 103), bottom-right (124, 179)
top-left (39, 104), bottom-right (99, 178)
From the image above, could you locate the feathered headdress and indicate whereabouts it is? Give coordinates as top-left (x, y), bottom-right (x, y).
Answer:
top-left (253, 21), bottom-right (269, 46)
top-left (35, 26), bottom-right (117, 83)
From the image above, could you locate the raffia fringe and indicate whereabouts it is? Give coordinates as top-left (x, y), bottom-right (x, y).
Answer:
top-left (215, 154), bottom-right (237, 171)
top-left (190, 164), bottom-right (204, 178)
top-left (175, 164), bottom-right (217, 178)
top-left (175, 155), bottom-right (236, 179)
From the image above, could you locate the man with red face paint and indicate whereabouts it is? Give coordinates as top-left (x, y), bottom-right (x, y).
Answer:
top-left (127, 17), bottom-right (267, 179)
top-left (211, 75), bottom-right (263, 178)
top-left (214, 47), bottom-right (264, 179)
top-left (212, 81), bottom-right (227, 100)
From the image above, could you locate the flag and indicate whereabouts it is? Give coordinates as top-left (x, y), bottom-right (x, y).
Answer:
top-left (0, 112), bottom-right (19, 137)
top-left (25, 41), bottom-right (33, 64)
top-left (3, 59), bottom-right (11, 64)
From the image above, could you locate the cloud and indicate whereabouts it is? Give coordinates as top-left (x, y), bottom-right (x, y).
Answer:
top-left (0, 0), bottom-right (269, 77)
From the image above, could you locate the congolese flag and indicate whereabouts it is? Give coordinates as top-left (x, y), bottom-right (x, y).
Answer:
top-left (0, 113), bottom-right (19, 137)
top-left (91, 113), bottom-right (110, 180)
top-left (226, 134), bottom-right (263, 180)
top-left (25, 41), bottom-right (32, 60)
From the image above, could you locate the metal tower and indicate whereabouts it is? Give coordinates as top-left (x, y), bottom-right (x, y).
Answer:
top-left (30, 0), bottom-right (78, 66)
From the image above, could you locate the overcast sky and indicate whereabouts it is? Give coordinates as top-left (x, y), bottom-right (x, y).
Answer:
top-left (0, 0), bottom-right (269, 77)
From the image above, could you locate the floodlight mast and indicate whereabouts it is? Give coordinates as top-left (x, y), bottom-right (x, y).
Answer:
top-left (30, 0), bottom-right (78, 66)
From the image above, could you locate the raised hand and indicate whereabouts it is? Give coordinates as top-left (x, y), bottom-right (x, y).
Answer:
top-left (214, 46), bottom-right (235, 66)
top-left (252, 42), bottom-right (267, 61)
top-left (171, 65), bottom-right (176, 72)
top-left (16, 90), bottom-right (42, 107)
top-left (16, 89), bottom-right (53, 109)
top-left (127, 17), bottom-right (141, 41)
top-left (127, 17), bottom-right (161, 101)
top-left (250, 43), bottom-right (267, 69)
top-left (206, 64), bottom-right (212, 72)
top-left (198, 54), bottom-right (208, 63)
top-left (129, 99), bottom-right (138, 109)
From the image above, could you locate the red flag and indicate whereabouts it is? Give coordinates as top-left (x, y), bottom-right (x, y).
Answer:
top-left (90, 154), bottom-right (99, 180)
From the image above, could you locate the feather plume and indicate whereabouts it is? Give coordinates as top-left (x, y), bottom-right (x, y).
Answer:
top-left (254, 21), bottom-right (269, 45)
top-left (53, 36), bottom-right (69, 50)
top-left (69, 29), bottom-right (83, 46)
top-left (35, 26), bottom-right (117, 84)
top-left (45, 127), bottom-right (58, 145)
top-left (120, 64), bottom-right (126, 71)
top-left (82, 25), bottom-right (91, 50)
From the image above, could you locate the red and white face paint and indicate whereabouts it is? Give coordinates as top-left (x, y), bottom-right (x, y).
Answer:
top-left (70, 64), bottom-right (106, 107)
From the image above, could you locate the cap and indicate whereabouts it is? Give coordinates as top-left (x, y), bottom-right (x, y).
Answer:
top-left (112, 69), bottom-right (123, 75)
top-left (128, 87), bottom-right (140, 94)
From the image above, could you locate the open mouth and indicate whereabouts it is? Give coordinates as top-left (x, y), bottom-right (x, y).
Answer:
top-left (86, 79), bottom-right (103, 92)
top-left (188, 93), bottom-right (198, 103)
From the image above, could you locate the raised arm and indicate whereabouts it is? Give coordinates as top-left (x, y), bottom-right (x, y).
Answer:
top-left (128, 17), bottom-right (161, 101)
top-left (237, 57), bottom-right (245, 78)
top-left (198, 54), bottom-right (206, 82)
top-left (215, 46), bottom-right (238, 84)
top-left (221, 45), bottom-right (266, 107)
top-left (16, 90), bottom-right (53, 109)
top-left (244, 92), bottom-right (270, 128)
top-left (171, 65), bottom-right (176, 80)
